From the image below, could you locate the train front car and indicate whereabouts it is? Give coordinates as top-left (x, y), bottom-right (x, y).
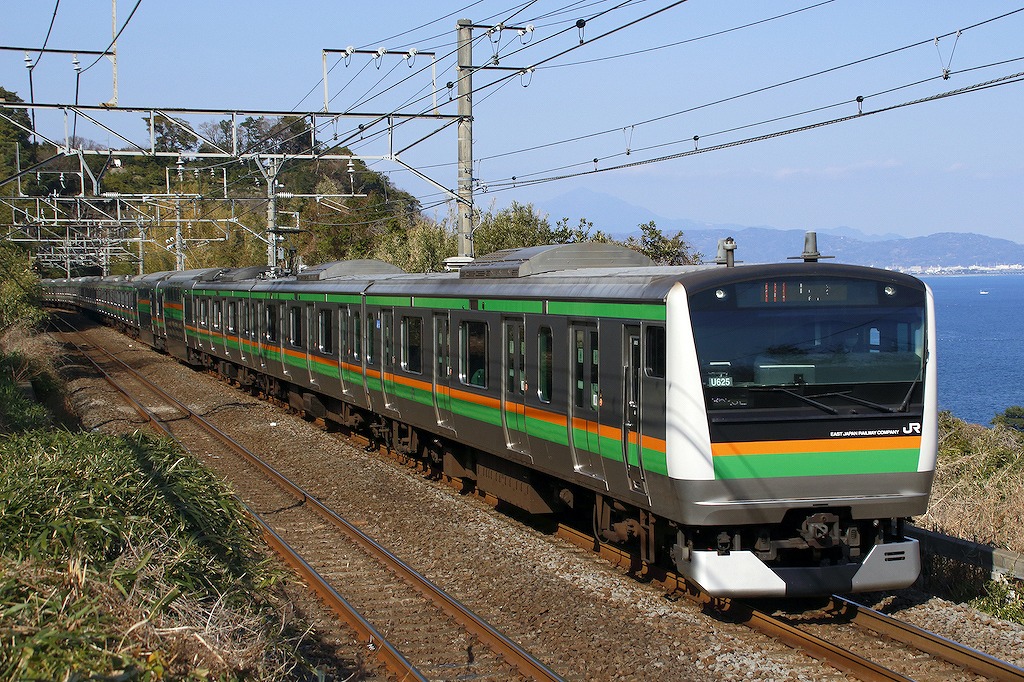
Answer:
top-left (665, 263), bottom-right (936, 597)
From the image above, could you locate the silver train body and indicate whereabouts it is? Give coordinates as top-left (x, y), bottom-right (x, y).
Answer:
top-left (42, 243), bottom-right (937, 597)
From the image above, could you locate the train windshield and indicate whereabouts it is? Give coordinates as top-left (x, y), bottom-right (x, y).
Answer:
top-left (688, 276), bottom-right (926, 414)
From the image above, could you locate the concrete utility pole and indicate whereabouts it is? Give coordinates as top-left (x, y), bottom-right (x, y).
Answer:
top-left (174, 200), bottom-right (185, 271)
top-left (264, 157), bottom-right (280, 268)
top-left (108, 0), bottom-right (118, 107)
top-left (456, 20), bottom-right (474, 259)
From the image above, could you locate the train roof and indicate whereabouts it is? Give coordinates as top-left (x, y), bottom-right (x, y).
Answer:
top-left (102, 243), bottom-right (924, 301)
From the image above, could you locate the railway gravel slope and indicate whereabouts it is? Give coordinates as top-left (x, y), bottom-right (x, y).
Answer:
top-left (56, 314), bottom-right (1024, 681)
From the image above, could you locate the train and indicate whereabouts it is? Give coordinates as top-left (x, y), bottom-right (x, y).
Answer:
top-left (40, 237), bottom-right (937, 598)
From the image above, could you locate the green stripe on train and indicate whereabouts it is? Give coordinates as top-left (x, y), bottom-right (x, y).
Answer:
top-left (713, 448), bottom-right (920, 480)
top-left (547, 300), bottom-right (665, 321)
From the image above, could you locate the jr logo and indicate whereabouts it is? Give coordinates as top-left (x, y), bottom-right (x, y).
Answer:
top-left (902, 422), bottom-right (921, 435)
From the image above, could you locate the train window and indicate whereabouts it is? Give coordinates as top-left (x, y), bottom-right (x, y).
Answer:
top-left (574, 330), bottom-right (585, 408)
top-left (352, 311), bottom-right (361, 361)
top-left (365, 312), bottom-right (377, 364)
top-left (227, 301), bottom-right (237, 334)
top-left (460, 320), bottom-right (488, 387)
top-left (199, 298), bottom-right (209, 327)
top-left (645, 326), bottom-right (666, 378)
top-left (435, 317), bottom-right (450, 379)
top-left (538, 326), bottom-right (552, 403)
top-left (243, 301), bottom-right (253, 337)
top-left (265, 305), bottom-right (278, 343)
top-left (383, 313), bottom-right (394, 368)
top-left (573, 328), bottom-right (600, 409)
top-left (289, 307), bottom-right (302, 348)
top-left (212, 300), bottom-right (222, 330)
top-left (401, 316), bottom-right (422, 374)
top-left (318, 309), bottom-right (334, 355)
top-left (339, 308), bottom-right (348, 359)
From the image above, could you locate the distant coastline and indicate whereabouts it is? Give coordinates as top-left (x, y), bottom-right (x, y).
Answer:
top-left (899, 264), bottom-right (1024, 276)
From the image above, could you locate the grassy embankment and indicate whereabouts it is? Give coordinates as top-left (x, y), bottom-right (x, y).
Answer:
top-left (916, 411), bottom-right (1024, 619)
top-left (0, 331), bottom-right (353, 680)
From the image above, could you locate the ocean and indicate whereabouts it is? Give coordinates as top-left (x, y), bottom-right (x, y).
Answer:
top-left (921, 273), bottom-right (1024, 425)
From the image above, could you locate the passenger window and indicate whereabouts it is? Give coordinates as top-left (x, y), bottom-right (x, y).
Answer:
top-left (538, 326), bottom-right (552, 403)
top-left (289, 307), bottom-right (302, 347)
top-left (212, 300), bottom-right (222, 330)
top-left (227, 301), bottom-right (237, 333)
top-left (365, 312), bottom-right (377, 364)
top-left (645, 326), bottom-right (666, 378)
top-left (265, 305), bottom-right (278, 343)
top-left (401, 316), bottom-right (422, 373)
top-left (352, 311), bottom-right (361, 361)
top-left (318, 309), bottom-right (334, 354)
top-left (339, 309), bottom-right (348, 359)
top-left (460, 320), bottom-right (488, 387)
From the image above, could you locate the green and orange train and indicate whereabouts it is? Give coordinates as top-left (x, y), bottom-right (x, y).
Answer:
top-left (43, 241), bottom-right (937, 597)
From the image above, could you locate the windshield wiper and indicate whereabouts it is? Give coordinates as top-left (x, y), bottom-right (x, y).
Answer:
top-left (896, 372), bottom-right (922, 413)
top-left (816, 391), bottom-right (898, 414)
top-left (751, 387), bottom-right (838, 415)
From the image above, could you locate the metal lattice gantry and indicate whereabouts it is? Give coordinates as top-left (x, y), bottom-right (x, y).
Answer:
top-left (0, 101), bottom-right (460, 272)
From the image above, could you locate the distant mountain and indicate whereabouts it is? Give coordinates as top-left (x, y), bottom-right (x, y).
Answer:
top-left (533, 188), bottom-right (1024, 269)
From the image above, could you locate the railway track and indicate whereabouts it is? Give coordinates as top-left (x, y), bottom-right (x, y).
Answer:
top-left (552, 526), bottom-right (1024, 681)
top-left (52, 312), bottom-right (1024, 681)
top-left (53, 316), bottom-right (563, 682)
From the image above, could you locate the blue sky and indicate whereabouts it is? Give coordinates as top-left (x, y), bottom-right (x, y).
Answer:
top-left (4, 1), bottom-right (1024, 243)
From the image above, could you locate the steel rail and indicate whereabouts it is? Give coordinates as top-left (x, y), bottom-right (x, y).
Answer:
top-left (52, 320), bottom-right (423, 681)
top-left (553, 526), bottom-right (931, 681)
top-left (831, 596), bottom-right (1024, 682)
top-left (56, 316), bottom-right (562, 682)
top-left (60, 313), bottom-right (1024, 682)
top-left (250, 512), bottom-right (426, 681)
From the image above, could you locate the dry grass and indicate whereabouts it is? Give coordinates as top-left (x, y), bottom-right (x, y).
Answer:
top-left (0, 428), bottom-right (329, 680)
top-left (917, 412), bottom-right (1024, 553)
top-left (0, 322), bottom-right (60, 385)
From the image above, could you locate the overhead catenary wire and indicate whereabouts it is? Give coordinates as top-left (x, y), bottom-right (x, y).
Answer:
top-left (130, 4), bottom-right (1024, 240)
top-left (11, 3), bottom-right (1024, 259)
top-left (470, 5), bottom-right (1024, 170)
top-left (480, 68), bottom-right (1024, 192)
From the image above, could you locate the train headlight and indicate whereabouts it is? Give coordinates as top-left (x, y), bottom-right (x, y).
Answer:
top-left (715, 288), bottom-right (728, 301)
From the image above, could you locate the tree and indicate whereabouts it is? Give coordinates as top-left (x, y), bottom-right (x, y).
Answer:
top-left (473, 201), bottom-right (552, 256)
top-left (0, 243), bottom-right (44, 338)
top-left (142, 113), bottom-right (198, 153)
top-left (993, 406), bottom-right (1024, 432)
top-left (550, 216), bottom-right (613, 244)
top-left (0, 87), bottom-right (33, 181)
top-left (623, 220), bottom-right (702, 265)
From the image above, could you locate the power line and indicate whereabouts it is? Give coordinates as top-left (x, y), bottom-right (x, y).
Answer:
top-left (468, 5), bottom-right (1024, 174)
top-left (481, 68), bottom-right (1024, 192)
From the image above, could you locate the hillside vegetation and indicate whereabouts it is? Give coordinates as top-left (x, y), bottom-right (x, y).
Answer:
top-left (919, 410), bottom-right (1024, 554)
top-left (0, 271), bottom-right (356, 679)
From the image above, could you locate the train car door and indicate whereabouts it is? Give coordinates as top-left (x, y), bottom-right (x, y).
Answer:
top-left (257, 300), bottom-right (271, 371)
top-left (237, 298), bottom-right (248, 363)
top-left (432, 313), bottom-right (455, 430)
top-left (381, 309), bottom-right (399, 414)
top-left (363, 308), bottom-right (379, 409)
top-left (623, 325), bottom-right (646, 493)
top-left (502, 318), bottom-right (530, 455)
top-left (569, 322), bottom-right (606, 480)
top-left (305, 303), bottom-right (320, 388)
